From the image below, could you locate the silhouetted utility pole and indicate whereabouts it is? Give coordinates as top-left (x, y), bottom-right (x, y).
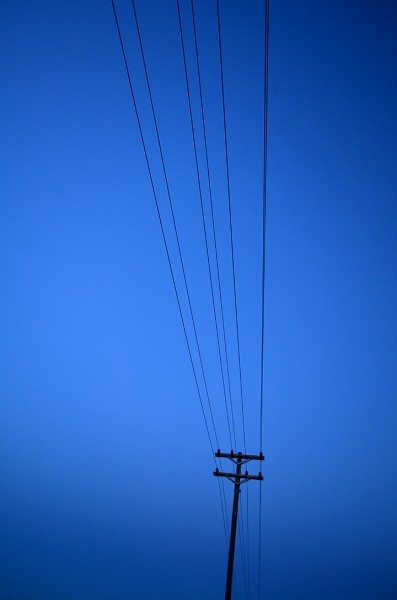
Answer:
top-left (214, 450), bottom-right (264, 600)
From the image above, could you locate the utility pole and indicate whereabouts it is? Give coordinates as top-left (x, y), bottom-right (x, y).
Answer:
top-left (214, 450), bottom-right (264, 600)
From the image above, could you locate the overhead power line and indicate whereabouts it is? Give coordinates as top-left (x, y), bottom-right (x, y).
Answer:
top-left (176, 0), bottom-right (236, 450)
top-left (185, 5), bottom-right (253, 595)
top-left (110, 0), bottom-right (218, 452)
top-left (128, 0), bottom-right (235, 559)
top-left (129, 0), bottom-right (223, 451)
top-left (111, 0), bottom-right (231, 564)
top-left (189, 0), bottom-right (237, 453)
top-left (216, 0), bottom-right (247, 453)
top-left (111, 1), bottom-right (270, 596)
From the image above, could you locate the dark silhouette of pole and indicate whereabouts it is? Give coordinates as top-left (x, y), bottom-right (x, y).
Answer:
top-left (214, 450), bottom-right (264, 600)
top-left (225, 454), bottom-right (241, 600)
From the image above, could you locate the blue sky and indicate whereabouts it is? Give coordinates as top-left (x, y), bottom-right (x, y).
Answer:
top-left (1, 1), bottom-right (397, 598)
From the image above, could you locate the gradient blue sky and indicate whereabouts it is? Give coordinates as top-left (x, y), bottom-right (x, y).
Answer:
top-left (1, 1), bottom-right (397, 598)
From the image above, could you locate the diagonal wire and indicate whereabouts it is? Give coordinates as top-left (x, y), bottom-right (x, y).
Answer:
top-left (189, 2), bottom-right (252, 594)
top-left (111, 0), bottom-right (230, 569)
top-left (217, 477), bottom-right (229, 545)
top-left (130, 0), bottom-right (221, 451)
top-left (189, 0), bottom-right (237, 453)
top-left (215, 5), bottom-right (253, 592)
top-left (129, 6), bottom-right (234, 561)
top-left (172, 5), bottom-right (236, 572)
top-left (110, 0), bottom-right (216, 454)
top-left (176, 0), bottom-right (235, 450)
top-left (259, 0), bottom-right (270, 597)
top-left (216, 0), bottom-right (247, 452)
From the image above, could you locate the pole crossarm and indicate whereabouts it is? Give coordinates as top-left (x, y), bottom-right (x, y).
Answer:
top-left (215, 449), bottom-right (265, 462)
top-left (213, 469), bottom-right (263, 484)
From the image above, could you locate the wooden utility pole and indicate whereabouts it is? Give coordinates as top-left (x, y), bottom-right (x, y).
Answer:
top-left (214, 450), bottom-right (264, 600)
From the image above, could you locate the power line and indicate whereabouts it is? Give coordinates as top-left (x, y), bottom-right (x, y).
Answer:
top-left (216, 0), bottom-right (247, 452)
top-left (110, 0), bottom-right (219, 459)
top-left (129, 0), bottom-right (222, 451)
top-left (112, 2), bottom-right (269, 597)
top-left (128, 5), bottom-right (235, 557)
top-left (110, 0), bottom-right (230, 566)
top-left (189, 0), bottom-right (237, 452)
top-left (192, 1), bottom-right (253, 591)
top-left (185, 5), bottom-right (249, 597)
top-left (172, 0), bottom-right (243, 572)
top-left (217, 476), bottom-right (230, 545)
top-left (176, 0), bottom-right (236, 450)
